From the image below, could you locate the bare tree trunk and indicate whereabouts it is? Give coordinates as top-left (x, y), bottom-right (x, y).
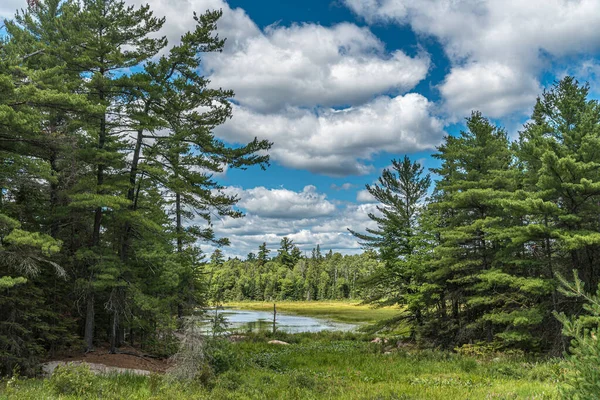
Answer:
top-left (176, 190), bottom-right (185, 320)
top-left (109, 310), bottom-right (118, 354)
top-left (84, 293), bottom-right (95, 352)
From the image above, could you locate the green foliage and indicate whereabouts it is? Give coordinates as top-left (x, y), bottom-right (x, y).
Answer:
top-left (208, 244), bottom-right (382, 302)
top-left (0, 0), bottom-right (270, 373)
top-left (1, 335), bottom-right (560, 399)
top-left (343, 77), bottom-right (600, 354)
top-left (49, 364), bottom-right (98, 397)
top-left (555, 271), bottom-right (600, 399)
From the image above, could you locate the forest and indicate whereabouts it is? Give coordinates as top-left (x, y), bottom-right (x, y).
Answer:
top-left (2, 0), bottom-right (600, 399)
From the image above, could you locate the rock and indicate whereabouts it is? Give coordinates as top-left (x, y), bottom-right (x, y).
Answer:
top-left (41, 361), bottom-right (151, 377)
top-left (371, 337), bottom-right (382, 344)
top-left (396, 340), bottom-right (413, 349)
top-left (383, 351), bottom-right (392, 355)
top-left (267, 340), bottom-right (289, 345)
top-left (228, 335), bottom-right (247, 342)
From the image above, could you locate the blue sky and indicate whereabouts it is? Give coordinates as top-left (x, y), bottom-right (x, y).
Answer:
top-left (3, 0), bottom-right (600, 257)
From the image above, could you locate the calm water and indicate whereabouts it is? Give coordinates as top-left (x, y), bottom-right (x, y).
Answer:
top-left (211, 308), bottom-right (357, 333)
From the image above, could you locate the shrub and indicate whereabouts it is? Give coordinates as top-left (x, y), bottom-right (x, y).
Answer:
top-left (204, 339), bottom-right (240, 374)
top-left (216, 370), bottom-right (243, 391)
top-left (49, 364), bottom-right (98, 397)
top-left (555, 271), bottom-right (600, 399)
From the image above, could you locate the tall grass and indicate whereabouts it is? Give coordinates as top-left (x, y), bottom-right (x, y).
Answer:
top-left (1, 333), bottom-right (561, 399)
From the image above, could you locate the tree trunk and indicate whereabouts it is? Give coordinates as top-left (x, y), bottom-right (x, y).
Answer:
top-left (87, 78), bottom-right (106, 350)
top-left (109, 310), bottom-right (118, 354)
top-left (175, 190), bottom-right (185, 319)
top-left (49, 151), bottom-right (60, 238)
top-left (84, 293), bottom-right (95, 352)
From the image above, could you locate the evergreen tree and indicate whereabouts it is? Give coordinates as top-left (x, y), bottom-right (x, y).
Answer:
top-left (426, 112), bottom-right (517, 346)
top-left (277, 237), bottom-right (296, 269)
top-left (257, 242), bottom-right (270, 266)
top-left (349, 156), bottom-right (431, 330)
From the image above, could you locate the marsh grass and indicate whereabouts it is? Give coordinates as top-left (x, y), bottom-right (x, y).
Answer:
top-left (1, 333), bottom-right (561, 399)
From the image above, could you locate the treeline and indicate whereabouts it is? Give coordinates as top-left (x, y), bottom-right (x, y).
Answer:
top-left (0, 0), bottom-right (269, 374)
top-left (354, 77), bottom-right (600, 353)
top-left (208, 241), bottom-right (382, 301)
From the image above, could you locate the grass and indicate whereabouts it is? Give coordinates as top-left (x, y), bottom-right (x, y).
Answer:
top-left (224, 300), bottom-right (402, 324)
top-left (1, 332), bottom-right (561, 400)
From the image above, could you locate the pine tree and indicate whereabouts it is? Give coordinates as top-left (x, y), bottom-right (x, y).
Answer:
top-left (349, 156), bottom-right (431, 330)
top-left (277, 237), bottom-right (296, 269)
top-left (427, 112), bottom-right (516, 346)
top-left (257, 242), bottom-right (270, 266)
top-left (508, 77), bottom-right (600, 351)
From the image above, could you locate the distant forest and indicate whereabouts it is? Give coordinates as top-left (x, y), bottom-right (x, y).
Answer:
top-left (2, 0), bottom-right (600, 378)
top-left (207, 243), bottom-right (382, 302)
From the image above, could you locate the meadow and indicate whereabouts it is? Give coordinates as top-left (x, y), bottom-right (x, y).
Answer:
top-left (1, 331), bottom-right (561, 400)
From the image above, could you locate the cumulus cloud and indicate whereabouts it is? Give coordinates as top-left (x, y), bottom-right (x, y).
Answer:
top-left (127, 0), bottom-right (429, 113)
top-left (227, 185), bottom-right (336, 219)
top-left (4, 0), bottom-right (442, 178)
top-left (205, 22), bottom-right (430, 112)
top-left (216, 93), bottom-right (444, 176)
top-left (202, 186), bottom-right (380, 257)
top-left (356, 189), bottom-right (376, 203)
top-left (344, 0), bottom-right (600, 118)
top-left (439, 62), bottom-right (541, 119)
top-left (131, 0), bottom-right (439, 177)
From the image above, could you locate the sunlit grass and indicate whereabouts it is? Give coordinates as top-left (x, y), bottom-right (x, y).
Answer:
top-left (224, 300), bottom-right (401, 324)
top-left (1, 334), bottom-right (561, 399)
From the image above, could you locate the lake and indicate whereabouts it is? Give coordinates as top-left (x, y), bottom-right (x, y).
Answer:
top-left (211, 308), bottom-right (357, 333)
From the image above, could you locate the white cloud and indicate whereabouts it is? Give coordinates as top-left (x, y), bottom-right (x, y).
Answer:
top-left (205, 22), bottom-right (429, 112)
top-left (126, 0), bottom-right (429, 113)
top-left (331, 183), bottom-right (355, 191)
top-left (216, 93), bottom-right (444, 176)
top-left (356, 189), bottom-right (376, 203)
top-left (129, 0), bottom-right (260, 50)
top-left (202, 186), bottom-right (381, 257)
top-left (4, 0), bottom-right (442, 178)
top-left (131, 0), bottom-right (439, 177)
top-left (439, 62), bottom-right (541, 119)
top-left (0, 0), bottom-right (22, 20)
top-left (227, 185), bottom-right (336, 219)
top-left (345, 0), bottom-right (600, 118)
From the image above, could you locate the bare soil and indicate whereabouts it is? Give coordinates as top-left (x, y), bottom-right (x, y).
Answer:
top-left (46, 345), bottom-right (172, 373)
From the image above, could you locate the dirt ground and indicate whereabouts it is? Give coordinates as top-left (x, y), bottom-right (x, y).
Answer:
top-left (46, 345), bottom-right (172, 373)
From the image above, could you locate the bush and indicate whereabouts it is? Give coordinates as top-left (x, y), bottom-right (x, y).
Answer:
top-left (555, 271), bottom-right (600, 399)
top-left (216, 370), bottom-right (244, 391)
top-left (49, 364), bottom-right (98, 397)
top-left (204, 339), bottom-right (240, 374)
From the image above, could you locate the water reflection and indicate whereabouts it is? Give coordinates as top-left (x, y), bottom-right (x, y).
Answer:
top-left (208, 309), bottom-right (356, 334)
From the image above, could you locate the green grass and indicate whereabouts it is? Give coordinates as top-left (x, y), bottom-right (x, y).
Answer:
top-left (225, 300), bottom-right (402, 324)
top-left (1, 333), bottom-right (561, 399)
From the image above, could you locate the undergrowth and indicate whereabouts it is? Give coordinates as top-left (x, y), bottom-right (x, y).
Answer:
top-left (0, 331), bottom-right (562, 400)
